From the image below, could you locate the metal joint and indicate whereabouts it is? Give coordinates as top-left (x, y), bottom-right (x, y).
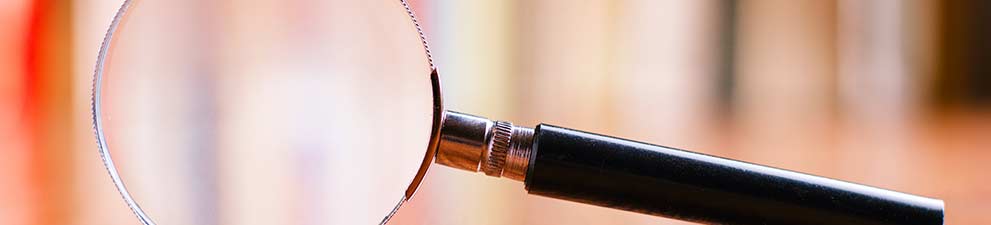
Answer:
top-left (435, 111), bottom-right (533, 182)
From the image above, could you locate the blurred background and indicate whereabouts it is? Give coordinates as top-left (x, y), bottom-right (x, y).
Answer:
top-left (1, 0), bottom-right (989, 224)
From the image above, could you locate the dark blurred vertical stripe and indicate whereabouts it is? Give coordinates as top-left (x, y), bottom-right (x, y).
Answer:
top-left (934, 0), bottom-right (991, 107)
top-left (25, 0), bottom-right (73, 224)
top-left (716, 0), bottom-right (738, 115)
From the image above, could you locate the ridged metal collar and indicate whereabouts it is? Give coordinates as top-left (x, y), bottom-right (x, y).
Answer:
top-left (435, 111), bottom-right (534, 182)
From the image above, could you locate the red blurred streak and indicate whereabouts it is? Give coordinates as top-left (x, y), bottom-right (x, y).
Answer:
top-left (22, 0), bottom-right (42, 124)
top-left (0, 0), bottom-right (36, 224)
top-left (23, 0), bottom-right (73, 224)
top-left (20, 0), bottom-right (46, 224)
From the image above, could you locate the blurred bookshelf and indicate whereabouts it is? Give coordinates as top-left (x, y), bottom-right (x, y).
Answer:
top-left (1, 0), bottom-right (988, 224)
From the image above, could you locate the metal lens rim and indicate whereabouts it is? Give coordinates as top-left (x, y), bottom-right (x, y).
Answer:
top-left (90, 0), bottom-right (441, 224)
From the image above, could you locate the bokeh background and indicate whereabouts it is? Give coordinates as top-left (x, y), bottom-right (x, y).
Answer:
top-left (2, 0), bottom-right (989, 224)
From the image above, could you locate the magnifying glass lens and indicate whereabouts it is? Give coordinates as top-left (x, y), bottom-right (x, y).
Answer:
top-left (96, 0), bottom-right (433, 224)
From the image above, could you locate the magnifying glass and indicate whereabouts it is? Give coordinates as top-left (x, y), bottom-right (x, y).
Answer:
top-left (93, 0), bottom-right (944, 225)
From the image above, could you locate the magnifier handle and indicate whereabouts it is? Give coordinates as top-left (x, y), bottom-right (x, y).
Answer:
top-left (434, 111), bottom-right (943, 224)
top-left (525, 124), bottom-right (944, 225)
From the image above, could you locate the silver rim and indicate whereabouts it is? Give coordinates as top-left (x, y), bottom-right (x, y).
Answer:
top-left (91, 0), bottom-right (154, 224)
top-left (91, 1), bottom-right (435, 224)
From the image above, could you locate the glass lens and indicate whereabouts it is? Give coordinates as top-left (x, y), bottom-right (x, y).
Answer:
top-left (94, 0), bottom-right (434, 224)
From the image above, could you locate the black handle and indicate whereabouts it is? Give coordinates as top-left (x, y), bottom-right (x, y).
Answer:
top-left (524, 124), bottom-right (944, 225)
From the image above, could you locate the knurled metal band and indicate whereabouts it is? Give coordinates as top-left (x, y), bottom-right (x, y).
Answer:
top-left (484, 121), bottom-right (512, 176)
top-left (503, 127), bottom-right (533, 181)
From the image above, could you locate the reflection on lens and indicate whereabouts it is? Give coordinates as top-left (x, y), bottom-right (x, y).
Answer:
top-left (95, 0), bottom-right (434, 224)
